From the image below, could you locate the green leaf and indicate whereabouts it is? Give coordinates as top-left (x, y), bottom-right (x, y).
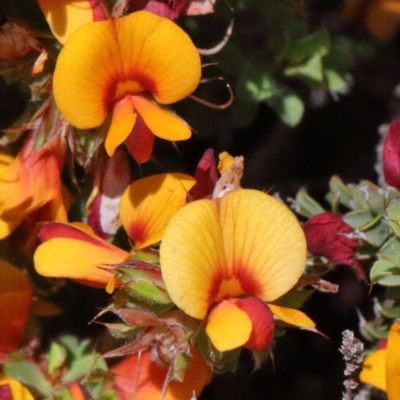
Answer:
top-left (324, 69), bottom-right (348, 93)
top-left (236, 63), bottom-right (276, 102)
top-left (344, 210), bottom-right (389, 247)
top-left (58, 335), bottom-right (90, 358)
top-left (3, 361), bottom-right (52, 397)
top-left (63, 355), bottom-right (107, 383)
top-left (370, 259), bottom-right (400, 286)
top-left (293, 188), bottom-right (325, 218)
top-left (388, 199), bottom-right (400, 237)
top-left (266, 90), bottom-right (304, 126)
top-left (286, 28), bottom-right (330, 65)
top-left (47, 341), bottom-right (67, 376)
top-left (285, 54), bottom-right (324, 83)
top-left (327, 175), bottom-right (353, 210)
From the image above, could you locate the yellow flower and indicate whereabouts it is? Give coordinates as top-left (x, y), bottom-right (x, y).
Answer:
top-left (37, 0), bottom-right (109, 44)
top-left (361, 320), bottom-right (400, 400)
top-left (160, 189), bottom-right (315, 352)
top-left (53, 11), bottom-right (201, 161)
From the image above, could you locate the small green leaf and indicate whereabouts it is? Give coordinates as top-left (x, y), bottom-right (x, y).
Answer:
top-left (324, 69), bottom-right (348, 93)
top-left (285, 54), bottom-right (323, 83)
top-left (294, 188), bottom-right (325, 218)
top-left (388, 200), bottom-right (400, 237)
top-left (266, 90), bottom-right (304, 126)
top-left (286, 28), bottom-right (330, 64)
top-left (47, 341), bottom-right (67, 376)
top-left (3, 361), bottom-right (52, 397)
top-left (63, 355), bottom-right (107, 383)
top-left (371, 259), bottom-right (400, 286)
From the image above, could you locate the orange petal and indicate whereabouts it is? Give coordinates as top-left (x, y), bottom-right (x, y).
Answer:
top-left (268, 304), bottom-right (316, 329)
top-left (160, 199), bottom-right (226, 319)
top-left (105, 95), bottom-right (137, 157)
top-left (130, 95), bottom-right (191, 141)
top-left (34, 223), bottom-right (129, 286)
top-left (160, 190), bottom-right (307, 319)
top-left (53, 11), bottom-right (200, 130)
top-left (0, 261), bottom-right (33, 352)
top-left (0, 218), bottom-right (21, 240)
top-left (37, 0), bottom-right (108, 44)
top-left (218, 190), bottom-right (307, 302)
top-left (387, 321), bottom-right (400, 400)
top-left (360, 349), bottom-right (387, 391)
top-left (0, 375), bottom-right (34, 400)
top-left (206, 300), bottom-right (252, 351)
top-left (0, 143), bottom-right (65, 223)
top-left (112, 348), bottom-right (211, 400)
top-left (120, 173), bottom-right (196, 250)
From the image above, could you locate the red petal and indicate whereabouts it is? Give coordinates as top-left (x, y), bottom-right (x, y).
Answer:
top-left (232, 297), bottom-right (275, 351)
top-left (189, 148), bottom-right (218, 200)
top-left (125, 115), bottom-right (154, 164)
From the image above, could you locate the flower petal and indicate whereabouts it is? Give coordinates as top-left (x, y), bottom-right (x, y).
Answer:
top-left (160, 190), bottom-right (307, 319)
top-left (387, 320), bottom-right (400, 400)
top-left (233, 298), bottom-right (274, 350)
top-left (0, 375), bottom-right (34, 400)
top-left (360, 349), bottom-right (387, 391)
top-left (130, 95), bottom-right (191, 141)
top-left (218, 190), bottom-right (307, 302)
top-left (268, 304), bottom-right (316, 329)
top-left (120, 173), bottom-right (195, 249)
top-left (0, 261), bottom-right (33, 352)
top-left (112, 348), bottom-right (211, 400)
top-left (34, 223), bottom-right (129, 286)
top-left (206, 300), bottom-right (252, 352)
top-left (160, 199), bottom-right (226, 319)
top-left (37, 0), bottom-right (108, 44)
top-left (105, 95), bottom-right (137, 157)
top-left (53, 11), bottom-right (200, 130)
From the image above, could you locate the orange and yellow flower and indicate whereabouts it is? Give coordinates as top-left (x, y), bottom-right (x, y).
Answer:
top-left (0, 131), bottom-right (67, 240)
top-left (160, 189), bottom-right (315, 352)
top-left (361, 320), bottom-right (400, 400)
top-left (53, 11), bottom-right (201, 162)
top-left (37, 0), bottom-right (109, 44)
top-left (34, 173), bottom-right (195, 286)
top-left (34, 222), bottom-right (129, 287)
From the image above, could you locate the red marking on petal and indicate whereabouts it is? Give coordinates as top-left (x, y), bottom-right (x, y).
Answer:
top-left (125, 114), bottom-right (154, 163)
top-left (38, 223), bottom-right (104, 248)
top-left (207, 266), bottom-right (264, 306)
top-left (104, 75), bottom-right (158, 109)
top-left (126, 219), bottom-right (149, 247)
